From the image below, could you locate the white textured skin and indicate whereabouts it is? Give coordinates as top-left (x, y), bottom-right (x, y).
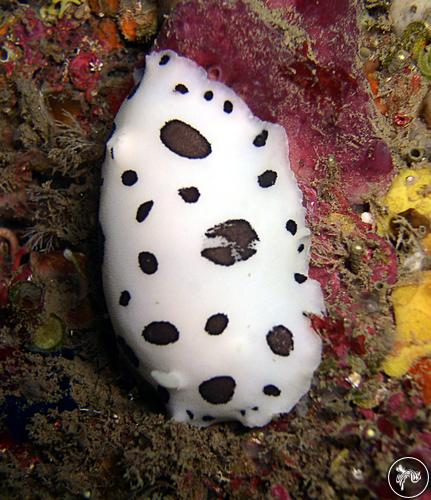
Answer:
top-left (389, 0), bottom-right (431, 34)
top-left (99, 50), bottom-right (325, 427)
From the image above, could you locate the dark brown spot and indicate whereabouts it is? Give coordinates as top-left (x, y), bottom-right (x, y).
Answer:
top-left (186, 410), bottom-right (194, 419)
top-left (98, 225), bottom-right (105, 264)
top-left (223, 100), bottom-right (233, 113)
top-left (263, 385), bottom-right (281, 396)
top-left (142, 321), bottom-right (179, 345)
top-left (294, 273), bottom-right (307, 284)
top-left (252, 406), bottom-right (259, 411)
top-left (199, 376), bottom-right (236, 404)
top-left (157, 385), bottom-right (170, 404)
top-left (119, 290), bottom-right (131, 306)
top-left (285, 219), bottom-right (297, 235)
top-left (253, 129), bottom-right (268, 147)
top-left (201, 219), bottom-right (259, 266)
top-left (136, 201), bottom-right (154, 222)
top-left (110, 147), bottom-right (114, 160)
top-left (205, 313), bottom-right (228, 335)
top-left (298, 244), bottom-right (305, 253)
top-left (160, 119), bottom-right (211, 159)
top-left (122, 170), bottom-right (138, 186)
top-left (204, 90), bottom-right (213, 101)
top-left (258, 170), bottom-right (277, 188)
top-left (178, 187), bottom-right (200, 203)
top-left (240, 409), bottom-right (246, 416)
top-left (175, 83), bottom-right (188, 94)
top-left (159, 54), bottom-right (170, 65)
top-left (138, 252), bottom-right (158, 274)
top-left (266, 325), bottom-right (294, 356)
top-left (116, 336), bottom-right (139, 368)
top-left (127, 82), bottom-right (141, 100)
top-left (202, 415), bottom-right (215, 422)
top-left (107, 122), bottom-right (116, 141)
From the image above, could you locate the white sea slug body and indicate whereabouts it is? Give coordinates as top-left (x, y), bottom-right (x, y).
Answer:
top-left (99, 50), bottom-right (325, 427)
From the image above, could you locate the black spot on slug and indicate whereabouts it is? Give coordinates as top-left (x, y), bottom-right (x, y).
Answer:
top-left (178, 187), bottom-right (200, 203)
top-left (122, 170), bottom-right (138, 186)
top-left (205, 313), bottom-right (228, 335)
top-left (119, 290), bottom-right (131, 306)
top-left (285, 219), bottom-right (297, 235)
top-left (201, 219), bottom-right (259, 266)
top-left (202, 415), bottom-right (215, 422)
top-left (294, 273), bottom-right (308, 284)
top-left (127, 81), bottom-right (141, 100)
top-left (159, 54), bottom-right (170, 65)
top-left (160, 119), bottom-right (212, 159)
top-left (204, 90), bottom-right (213, 101)
top-left (175, 83), bottom-right (188, 94)
top-left (253, 130), bottom-right (268, 147)
top-left (199, 376), bottom-right (236, 404)
top-left (142, 321), bottom-right (180, 345)
top-left (136, 201), bottom-right (154, 223)
top-left (98, 225), bottom-right (105, 264)
top-left (107, 122), bottom-right (116, 141)
top-left (138, 251), bottom-right (158, 274)
top-left (258, 170), bottom-right (277, 188)
top-left (266, 325), bottom-right (294, 356)
top-left (223, 100), bottom-right (233, 113)
top-left (263, 385), bottom-right (281, 396)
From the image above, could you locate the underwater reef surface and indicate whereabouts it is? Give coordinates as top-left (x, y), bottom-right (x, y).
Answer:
top-left (0, 0), bottom-right (430, 499)
top-left (156, 0), bottom-right (394, 202)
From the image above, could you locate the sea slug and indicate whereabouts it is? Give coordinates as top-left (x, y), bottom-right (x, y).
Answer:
top-left (99, 50), bottom-right (325, 427)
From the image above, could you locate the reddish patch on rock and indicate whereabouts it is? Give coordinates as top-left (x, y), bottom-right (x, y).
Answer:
top-left (271, 483), bottom-right (291, 500)
top-left (377, 416), bottom-right (395, 438)
top-left (0, 431), bottom-right (41, 471)
top-left (156, 0), bottom-right (393, 203)
top-left (410, 359), bottom-right (431, 405)
top-left (69, 52), bottom-right (102, 100)
top-left (393, 113), bottom-right (412, 127)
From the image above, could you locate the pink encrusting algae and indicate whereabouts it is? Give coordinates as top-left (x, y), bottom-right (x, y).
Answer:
top-left (156, 0), bottom-right (394, 203)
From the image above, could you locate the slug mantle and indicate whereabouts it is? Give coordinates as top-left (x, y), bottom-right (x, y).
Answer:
top-left (99, 50), bottom-right (325, 427)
